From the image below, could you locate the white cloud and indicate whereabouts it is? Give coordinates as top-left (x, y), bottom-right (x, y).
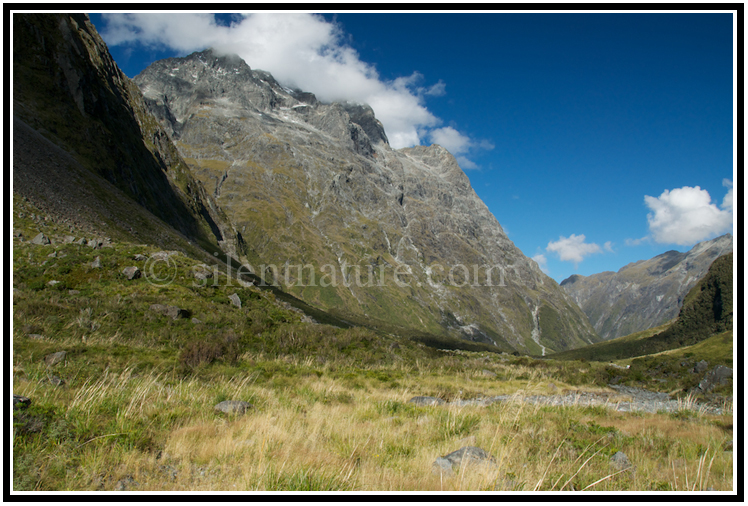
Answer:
top-left (625, 236), bottom-right (648, 247)
top-left (99, 12), bottom-right (484, 153)
top-left (644, 184), bottom-right (733, 245)
top-left (722, 178), bottom-right (733, 213)
top-left (428, 126), bottom-right (494, 169)
top-left (532, 253), bottom-right (549, 274)
top-left (603, 241), bottom-right (614, 252)
top-left (429, 126), bottom-right (472, 155)
top-left (546, 234), bottom-right (602, 266)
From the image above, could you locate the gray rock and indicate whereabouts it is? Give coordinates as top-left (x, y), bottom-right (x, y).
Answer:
top-left (228, 293), bottom-right (241, 308)
top-left (44, 351), bottom-right (66, 367)
top-left (63, 235), bottom-right (76, 244)
top-left (214, 400), bottom-right (253, 415)
top-left (87, 238), bottom-right (103, 249)
top-left (191, 317), bottom-right (203, 324)
top-left (610, 451), bottom-right (633, 470)
top-left (694, 360), bottom-right (708, 373)
top-left (48, 280), bottom-right (60, 286)
top-left (160, 464), bottom-right (178, 480)
top-left (432, 446), bottom-right (496, 476)
top-left (48, 251), bottom-right (57, 258)
top-left (697, 365), bottom-right (733, 392)
top-left (194, 269), bottom-right (213, 282)
top-left (114, 475), bottom-right (138, 491)
top-left (150, 303), bottom-right (190, 320)
top-left (133, 254), bottom-right (148, 261)
top-left (122, 266), bottom-right (141, 280)
top-left (48, 375), bottom-right (65, 386)
top-left (408, 396), bottom-right (445, 406)
top-left (13, 395), bottom-right (31, 410)
top-left (91, 256), bottom-right (102, 269)
top-left (76, 237), bottom-right (87, 245)
top-left (31, 233), bottom-right (51, 245)
top-left (151, 250), bottom-right (180, 260)
top-left (68, 289), bottom-right (80, 295)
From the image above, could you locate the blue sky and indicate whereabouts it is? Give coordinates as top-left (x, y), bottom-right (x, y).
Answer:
top-left (89, 11), bottom-right (735, 282)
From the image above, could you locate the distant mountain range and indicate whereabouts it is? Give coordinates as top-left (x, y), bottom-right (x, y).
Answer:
top-left (549, 252), bottom-right (733, 362)
top-left (561, 234), bottom-right (733, 340)
top-left (13, 14), bottom-right (600, 354)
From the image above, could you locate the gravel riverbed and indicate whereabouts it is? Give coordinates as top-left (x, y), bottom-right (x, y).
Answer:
top-left (445, 385), bottom-right (728, 415)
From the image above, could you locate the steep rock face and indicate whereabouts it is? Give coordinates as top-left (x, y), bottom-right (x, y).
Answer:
top-left (135, 48), bottom-right (599, 353)
top-left (13, 14), bottom-right (236, 254)
top-left (561, 234), bottom-right (733, 340)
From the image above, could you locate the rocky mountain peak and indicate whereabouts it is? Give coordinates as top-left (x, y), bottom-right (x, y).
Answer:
top-left (132, 49), bottom-right (600, 353)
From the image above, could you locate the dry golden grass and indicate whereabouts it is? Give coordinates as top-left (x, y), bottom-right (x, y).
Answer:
top-left (13, 348), bottom-right (734, 493)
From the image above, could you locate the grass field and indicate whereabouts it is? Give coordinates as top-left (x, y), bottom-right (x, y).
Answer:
top-left (12, 196), bottom-right (734, 493)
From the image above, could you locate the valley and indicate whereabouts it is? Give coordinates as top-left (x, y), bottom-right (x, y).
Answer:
top-left (11, 13), bottom-right (734, 494)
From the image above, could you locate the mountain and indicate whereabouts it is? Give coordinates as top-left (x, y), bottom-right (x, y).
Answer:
top-left (133, 48), bottom-right (600, 354)
top-left (13, 14), bottom-right (237, 257)
top-left (560, 234), bottom-right (733, 340)
top-left (549, 252), bottom-right (733, 362)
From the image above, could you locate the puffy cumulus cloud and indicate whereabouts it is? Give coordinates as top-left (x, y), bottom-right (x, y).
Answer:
top-left (428, 126), bottom-right (494, 170)
top-left (644, 184), bottom-right (733, 246)
top-left (99, 12), bottom-right (482, 152)
top-left (546, 234), bottom-right (602, 266)
top-left (603, 241), bottom-right (614, 252)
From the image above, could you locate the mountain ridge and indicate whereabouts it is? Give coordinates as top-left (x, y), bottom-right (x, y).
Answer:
top-left (561, 234), bottom-right (733, 340)
top-left (134, 47), bottom-right (600, 353)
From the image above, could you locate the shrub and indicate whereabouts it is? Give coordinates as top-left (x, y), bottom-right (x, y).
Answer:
top-left (179, 332), bottom-right (241, 369)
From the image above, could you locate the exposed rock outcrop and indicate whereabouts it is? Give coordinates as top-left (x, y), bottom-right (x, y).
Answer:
top-left (133, 49), bottom-right (599, 353)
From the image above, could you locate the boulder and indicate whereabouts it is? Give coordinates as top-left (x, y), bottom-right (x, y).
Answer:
top-left (150, 303), bottom-right (190, 320)
top-left (214, 400), bottom-right (253, 415)
top-left (87, 238), bottom-right (103, 249)
top-left (610, 451), bottom-right (633, 470)
top-left (151, 250), bottom-right (180, 260)
top-left (114, 475), bottom-right (139, 491)
top-left (44, 351), bottom-right (66, 367)
top-left (229, 293), bottom-right (241, 308)
top-left (63, 235), bottom-right (76, 244)
top-left (91, 256), bottom-right (102, 269)
top-left (31, 233), bottom-right (51, 245)
top-left (693, 360), bottom-right (708, 374)
top-left (408, 396), bottom-right (446, 406)
top-left (194, 269), bottom-right (214, 282)
top-left (13, 395), bottom-right (31, 410)
top-left (696, 365), bottom-right (732, 392)
top-left (122, 266), bottom-right (141, 280)
top-left (432, 446), bottom-right (496, 476)
top-left (48, 375), bottom-right (65, 387)
top-left (48, 280), bottom-right (60, 286)
top-left (133, 254), bottom-right (148, 262)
